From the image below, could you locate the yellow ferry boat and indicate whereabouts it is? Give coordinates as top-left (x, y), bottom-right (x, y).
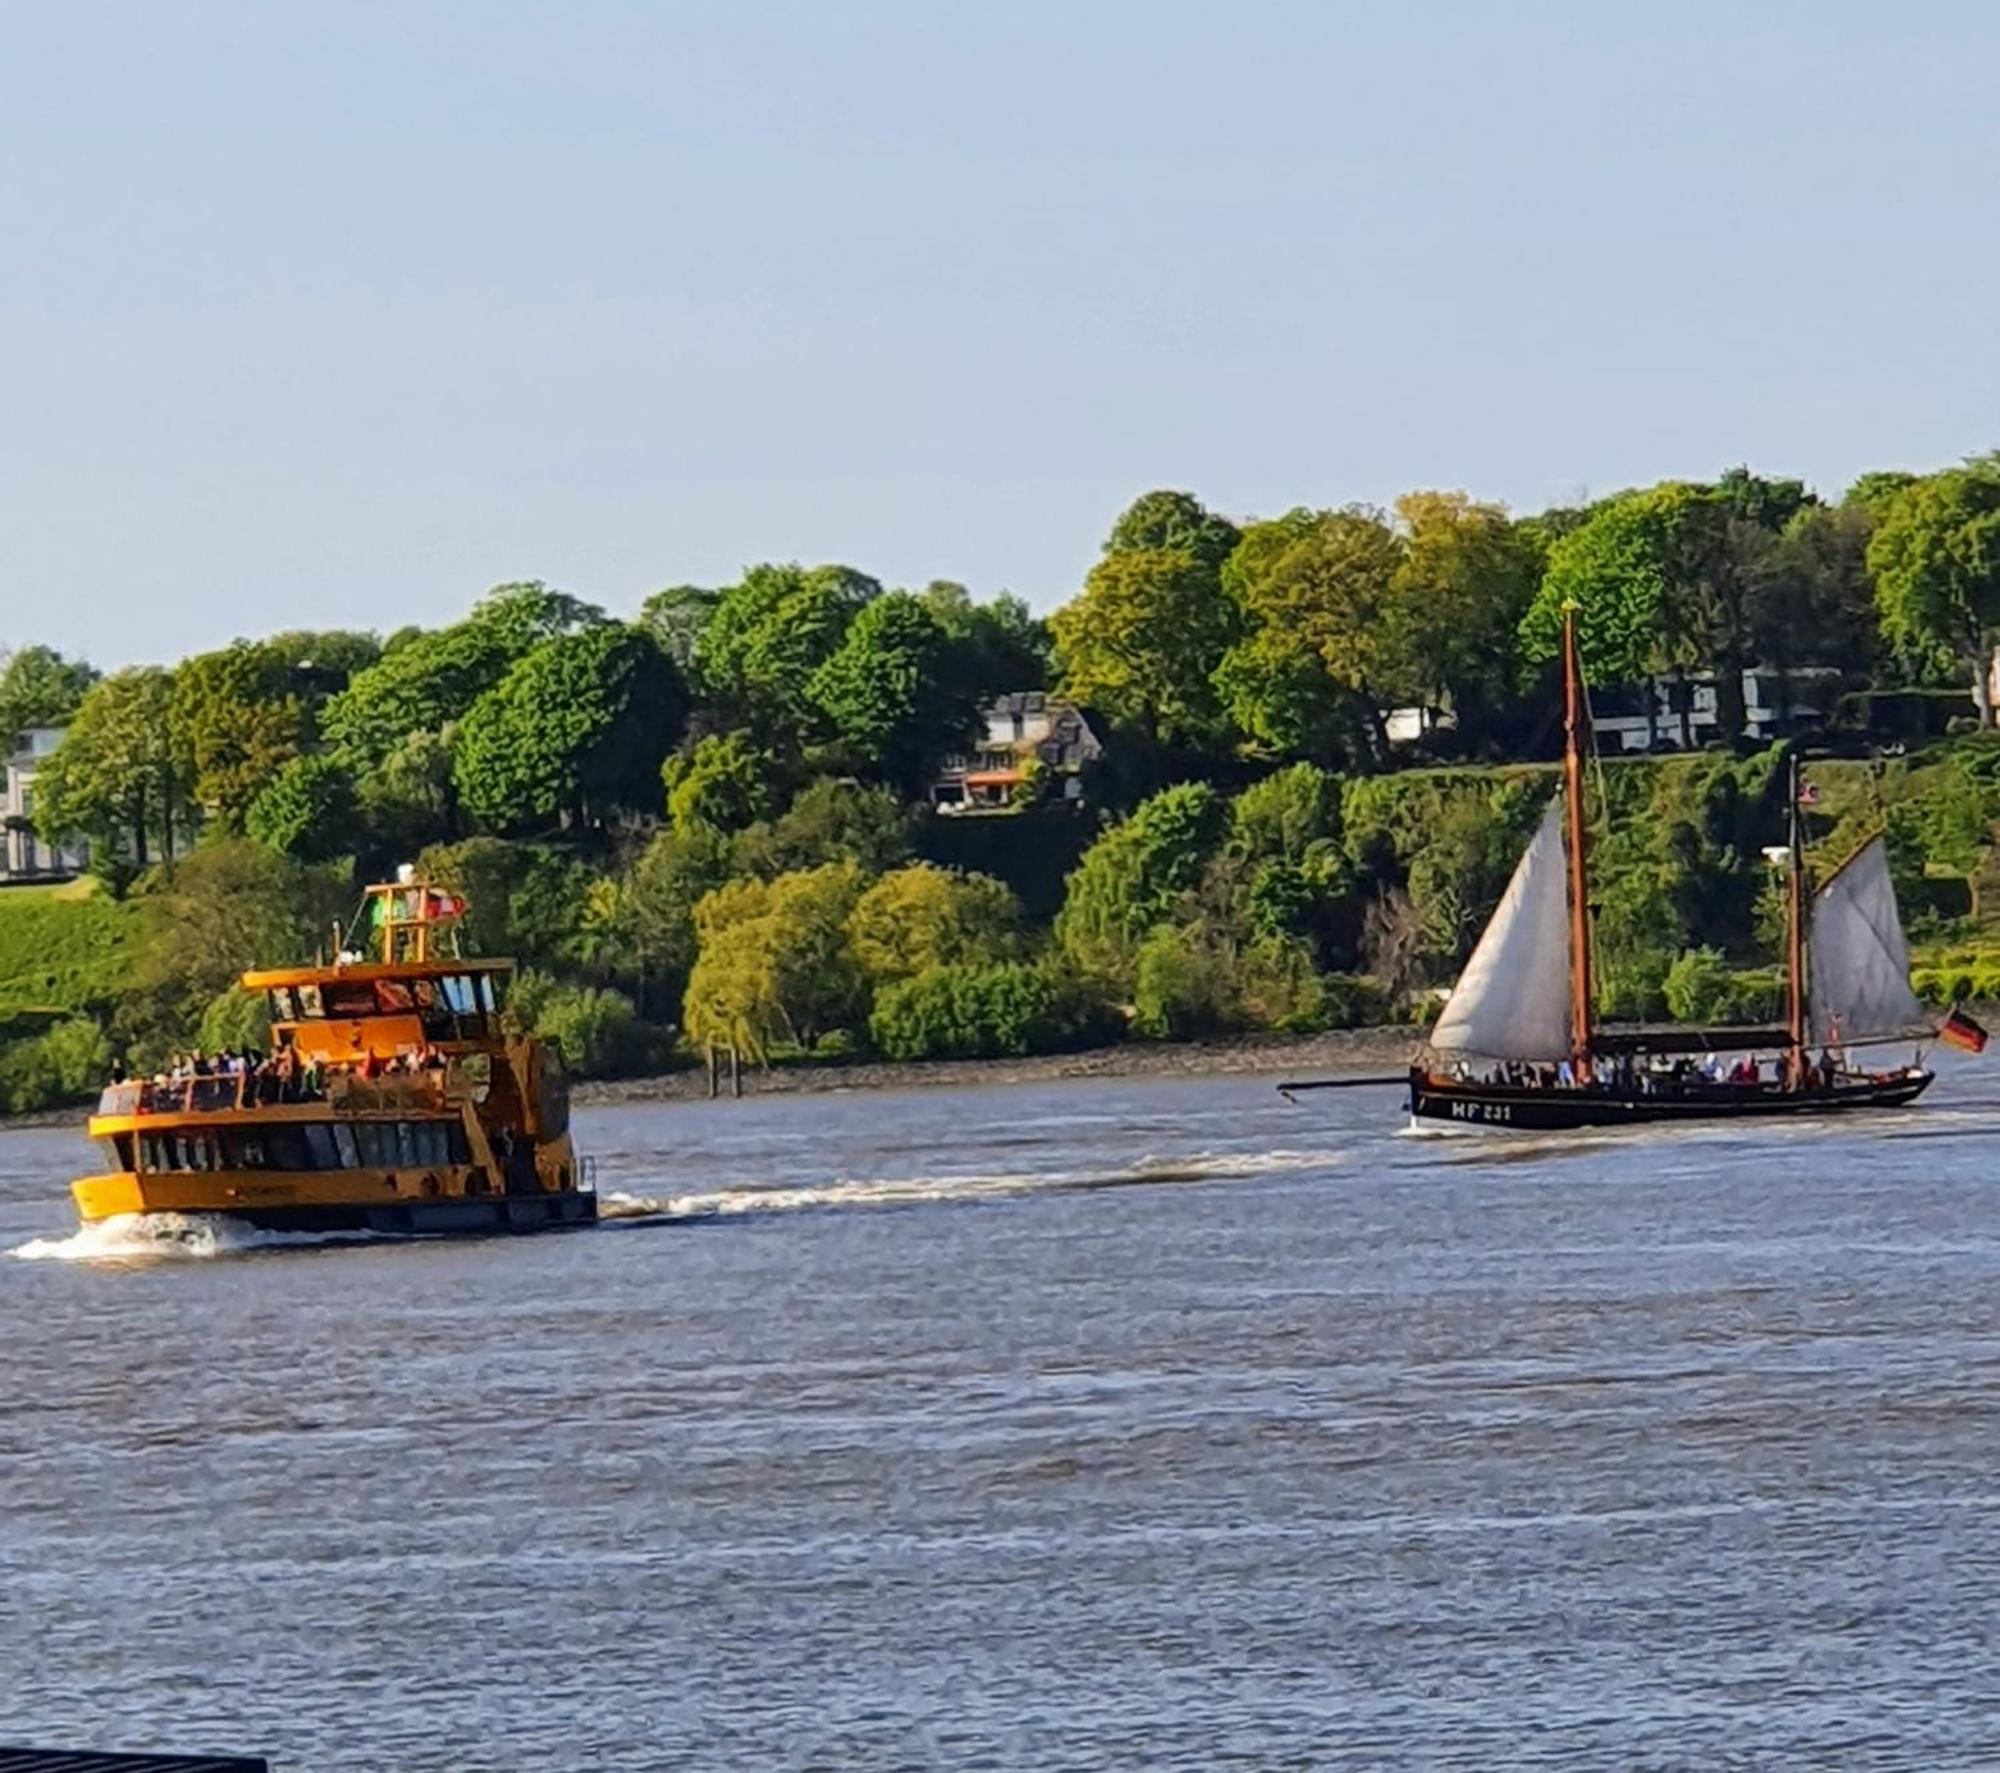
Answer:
top-left (72, 873), bottom-right (597, 1236)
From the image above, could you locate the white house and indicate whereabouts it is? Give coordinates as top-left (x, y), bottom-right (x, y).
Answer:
top-left (1586, 667), bottom-right (1840, 754)
top-left (1, 726), bottom-right (87, 881)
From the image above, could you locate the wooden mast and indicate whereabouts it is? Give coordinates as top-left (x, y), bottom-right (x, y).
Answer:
top-left (1785, 752), bottom-right (1808, 1088)
top-left (1561, 603), bottom-right (1593, 1077)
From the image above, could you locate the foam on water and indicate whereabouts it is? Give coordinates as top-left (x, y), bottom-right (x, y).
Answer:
top-left (9, 1211), bottom-right (377, 1263)
top-left (599, 1145), bottom-right (1343, 1224)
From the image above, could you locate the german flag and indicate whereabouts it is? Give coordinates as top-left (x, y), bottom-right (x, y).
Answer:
top-left (1941, 1007), bottom-right (1990, 1054)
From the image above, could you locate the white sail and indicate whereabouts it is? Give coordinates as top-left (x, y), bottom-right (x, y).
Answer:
top-left (1428, 797), bottom-right (1573, 1060)
top-left (1808, 835), bottom-right (1925, 1043)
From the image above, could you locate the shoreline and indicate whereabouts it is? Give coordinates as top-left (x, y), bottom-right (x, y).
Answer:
top-left (0, 1028), bottom-right (1416, 1133)
top-left (568, 1026), bottom-right (1418, 1107)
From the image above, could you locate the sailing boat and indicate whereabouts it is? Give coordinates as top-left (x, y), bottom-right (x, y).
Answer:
top-left (1400, 604), bottom-right (1936, 1130)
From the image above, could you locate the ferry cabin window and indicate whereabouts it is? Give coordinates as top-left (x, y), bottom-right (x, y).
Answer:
top-left (144, 1121), bottom-right (471, 1172)
top-left (440, 974), bottom-right (478, 1016)
top-left (268, 987), bottom-right (301, 1022)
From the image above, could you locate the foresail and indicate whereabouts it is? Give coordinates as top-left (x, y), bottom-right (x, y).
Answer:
top-left (1428, 797), bottom-right (1572, 1061)
top-left (1808, 835), bottom-right (1925, 1043)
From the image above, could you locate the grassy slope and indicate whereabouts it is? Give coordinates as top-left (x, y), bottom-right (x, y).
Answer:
top-left (0, 882), bottom-right (139, 1014)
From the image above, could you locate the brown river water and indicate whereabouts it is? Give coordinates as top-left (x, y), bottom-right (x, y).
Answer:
top-left (3, 1060), bottom-right (1999, 1770)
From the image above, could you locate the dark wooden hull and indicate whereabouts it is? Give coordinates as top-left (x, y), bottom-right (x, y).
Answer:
top-left (228, 1191), bottom-right (598, 1237)
top-left (1409, 1068), bottom-right (1934, 1130)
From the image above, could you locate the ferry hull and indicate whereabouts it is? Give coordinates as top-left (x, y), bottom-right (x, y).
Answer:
top-left (1409, 1068), bottom-right (1934, 1130)
top-left (71, 1170), bottom-right (597, 1237)
top-left (223, 1192), bottom-right (600, 1237)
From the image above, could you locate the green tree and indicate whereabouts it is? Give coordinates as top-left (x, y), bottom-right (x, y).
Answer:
top-left (806, 592), bottom-right (977, 790)
top-left (846, 865), bottom-right (1021, 985)
top-left (637, 584), bottom-right (720, 678)
top-left (1380, 491), bottom-right (1539, 745)
top-left (1052, 490), bottom-right (1242, 751)
top-left (1521, 488), bottom-right (1684, 707)
top-left (245, 755), bottom-right (359, 862)
top-left (1749, 502), bottom-right (1881, 689)
top-left (663, 732), bottom-right (779, 837)
top-left (357, 727), bottom-right (462, 853)
top-left (1105, 489), bottom-right (1241, 572)
top-left (323, 624), bottom-right (516, 773)
top-left (619, 825), bottom-right (734, 1019)
top-left (1053, 782), bottom-right (1226, 992)
top-left (697, 563), bottom-right (880, 743)
top-left (167, 642), bottom-right (309, 832)
top-left (321, 582), bottom-right (599, 773)
top-left (112, 842), bottom-right (347, 1064)
top-left (465, 580), bottom-right (606, 655)
top-left (1054, 549), bottom-right (1240, 748)
top-left (455, 626), bottom-right (685, 829)
top-left (732, 778), bottom-right (913, 878)
top-left (34, 668), bottom-right (184, 872)
top-left (1523, 475), bottom-right (1823, 741)
top-left (259, 629), bottom-right (384, 679)
top-left (1844, 470), bottom-right (1920, 517)
top-left (1215, 506), bottom-right (1403, 763)
top-left (919, 582), bottom-right (1051, 689)
top-left (1868, 468), bottom-right (2000, 725)
top-left (683, 862), bottom-right (867, 1058)
top-left (0, 646), bottom-right (97, 746)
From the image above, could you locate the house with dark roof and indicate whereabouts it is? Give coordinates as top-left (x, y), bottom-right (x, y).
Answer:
top-left (931, 693), bottom-right (1104, 812)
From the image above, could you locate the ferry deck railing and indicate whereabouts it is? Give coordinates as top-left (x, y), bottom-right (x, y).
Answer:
top-left (96, 1070), bottom-right (469, 1120)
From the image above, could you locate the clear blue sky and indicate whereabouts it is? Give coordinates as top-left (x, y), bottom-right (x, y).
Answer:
top-left (4, 1), bottom-right (1997, 666)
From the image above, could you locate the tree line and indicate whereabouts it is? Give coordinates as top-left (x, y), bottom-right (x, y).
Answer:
top-left (5, 455), bottom-right (2000, 1109)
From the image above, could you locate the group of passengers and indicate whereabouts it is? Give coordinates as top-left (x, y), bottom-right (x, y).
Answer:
top-left (114, 1047), bottom-right (332, 1104)
top-left (354, 1044), bottom-right (449, 1080)
top-left (1461, 1048), bottom-right (1845, 1095)
top-left (110, 1041), bottom-right (450, 1104)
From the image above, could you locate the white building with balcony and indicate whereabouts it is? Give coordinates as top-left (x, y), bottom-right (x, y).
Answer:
top-left (2, 726), bottom-right (87, 881)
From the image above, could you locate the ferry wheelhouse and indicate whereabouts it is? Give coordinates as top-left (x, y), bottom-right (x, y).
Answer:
top-left (73, 876), bottom-right (596, 1235)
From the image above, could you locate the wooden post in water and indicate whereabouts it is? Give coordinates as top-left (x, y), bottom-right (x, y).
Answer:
top-left (729, 1045), bottom-right (742, 1099)
top-left (1561, 602), bottom-right (1595, 1080)
top-left (1786, 752), bottom-right (1808, 1089)
top-left (705, 1045), bottom-right (718, 1099)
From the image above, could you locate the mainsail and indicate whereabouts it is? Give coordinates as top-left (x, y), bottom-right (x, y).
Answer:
top-left (1428, 796), bottom-right (1572, 1060)
top-left (1808, 834), bottom-right (1925, 1043)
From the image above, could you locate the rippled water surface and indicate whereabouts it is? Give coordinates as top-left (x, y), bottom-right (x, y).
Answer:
top-left (6, 1064), bottom-right (2000, 1769)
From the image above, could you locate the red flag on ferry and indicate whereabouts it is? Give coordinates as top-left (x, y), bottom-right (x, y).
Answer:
top-left (1941, 1008), bottom-right (1989, 1053)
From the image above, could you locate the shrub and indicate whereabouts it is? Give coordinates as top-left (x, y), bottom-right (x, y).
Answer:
top-left (530, 983), bottom-right (646, 1077)
top-left (0, 1015), bottom-right (110, 1113)
top-left (245, 755), bottom-right (358, 862)
top-left (869, 963), bottom-right (1108, 1061)
top-left (1663, 946), bottom-right (1734, 1023)
top-left (1237, 935), bottom-right (1333, 1033)
top-left (1132, 922), bottom-right (1239, 1041)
